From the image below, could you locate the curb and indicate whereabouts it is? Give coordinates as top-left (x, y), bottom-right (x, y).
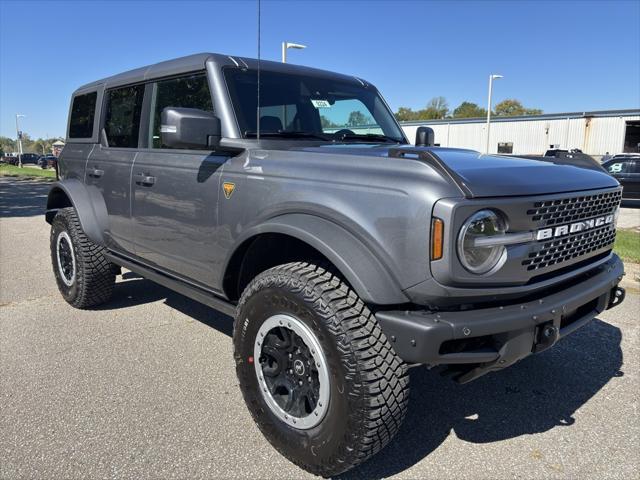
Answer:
top-left (621, 261), bottom-right (640, 293)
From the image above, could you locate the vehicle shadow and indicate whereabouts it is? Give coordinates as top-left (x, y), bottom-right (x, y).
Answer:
top-left (0, 177), bottom-right (50, 218)
top-left (102, 272), bottom-right (233, 337)
top-left (340, 318), bottom-right (623, 480)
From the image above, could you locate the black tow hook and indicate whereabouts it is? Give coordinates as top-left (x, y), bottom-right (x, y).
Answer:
top-left (607, 286), bottom-right (626, 310)
top-left (533, 322), bottom-right (559, 353)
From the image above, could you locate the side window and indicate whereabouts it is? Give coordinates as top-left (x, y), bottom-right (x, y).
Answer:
top-left (630, 161), bottom-right (640, 174)
top-left (149, 73), bottom-right (212, 148)
top-left (104, 85), bottom-right (145, 148)
top-left (69, 92), bottom-right (97, 138)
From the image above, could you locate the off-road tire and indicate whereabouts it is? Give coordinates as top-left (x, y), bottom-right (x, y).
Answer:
top-left (234, 262), bottom-right (409, 477)
top-left (50, 207), bottom-right (115, 308)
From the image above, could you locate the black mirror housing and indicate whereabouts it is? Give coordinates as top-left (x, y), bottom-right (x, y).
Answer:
top-left (415, 126), bottom-right (435, 147)
top-left (160, 107), bottom-right (221, 149)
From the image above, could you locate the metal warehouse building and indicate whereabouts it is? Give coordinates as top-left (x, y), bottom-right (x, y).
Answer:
top-left (399, 109), bottom-right (640, 158)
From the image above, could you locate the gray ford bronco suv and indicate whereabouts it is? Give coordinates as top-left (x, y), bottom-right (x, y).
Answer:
top-left (47, 53), bottom-right (626, 476)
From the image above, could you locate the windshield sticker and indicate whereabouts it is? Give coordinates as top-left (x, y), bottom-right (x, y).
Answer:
top-left (310, 99), bottom-right (331, 109)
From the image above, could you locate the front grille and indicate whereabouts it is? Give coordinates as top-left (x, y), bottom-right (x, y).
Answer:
top-left (527, 190), bottom-right (621, 227)
top-left (522, 224), bottom-right (616, 271)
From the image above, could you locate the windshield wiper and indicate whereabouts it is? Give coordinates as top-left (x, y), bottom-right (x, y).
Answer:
top-left (245, 131), bottom-right (331, 141)
top-left (337, 133), bottom-right (403, 144)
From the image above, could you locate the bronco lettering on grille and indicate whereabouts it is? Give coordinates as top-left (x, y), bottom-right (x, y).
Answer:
top-left (535, 214), bottom-right (614, 241)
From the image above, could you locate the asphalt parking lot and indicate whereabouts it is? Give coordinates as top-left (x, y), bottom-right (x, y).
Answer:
top-left (1, 177), bottom-right (638, 479)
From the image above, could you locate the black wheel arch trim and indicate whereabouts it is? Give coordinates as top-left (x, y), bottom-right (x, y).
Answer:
top-left (222, 213), bottom-right (409, 305)
top-left (45, 180), bottom-right (108, 247)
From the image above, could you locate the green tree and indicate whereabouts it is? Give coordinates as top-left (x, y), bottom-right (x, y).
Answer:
top-left (422, 96), bottom-right (449, 119)
top-left (394, 97), bottom-right (449, 121)
top-left (394, 107), bottom-right (419, 122)
top-left (0, 136), bottom-right (17, 154)
top-left (0, 135), bottom-right (64, 156)
top-left (494, 99), bottom-right (543, 117)
top-left (347, 110), bottom-right (371, 126)
top-left (452, 101), bottom-right (487, 118)
top-left (320, 115), bottom-right (339, 129)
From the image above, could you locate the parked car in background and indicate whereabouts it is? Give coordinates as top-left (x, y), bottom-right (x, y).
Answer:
top-left (38, 154), bottom-right (58, 169)
top-left (602, 154), bottom-right (640, 199)
top-left (7, 153), bottom-right (40, 165)
top-left (1, 153), bottom-right (17, 164)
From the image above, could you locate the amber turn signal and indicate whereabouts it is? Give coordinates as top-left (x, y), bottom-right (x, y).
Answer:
top-left (431, 218), bottom-right (444, 260)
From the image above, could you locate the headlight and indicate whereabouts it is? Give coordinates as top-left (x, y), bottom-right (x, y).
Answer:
top-left (457, 209), bottom-right (508, 274)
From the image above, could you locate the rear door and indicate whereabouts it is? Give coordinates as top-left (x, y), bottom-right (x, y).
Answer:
top-left (86, 84), bottom-right (145, 254)
top-left (131, 73), bottom-right (229, 289)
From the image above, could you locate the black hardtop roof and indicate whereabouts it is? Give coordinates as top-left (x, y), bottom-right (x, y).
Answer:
top-left (74, 52), bottom-right (365, 93)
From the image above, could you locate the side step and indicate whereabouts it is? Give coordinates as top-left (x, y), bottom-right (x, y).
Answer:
top-left (104, 252), bottom-right (237, 317)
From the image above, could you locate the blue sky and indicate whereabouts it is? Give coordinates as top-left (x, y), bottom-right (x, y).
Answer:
top-left (1, 0), bottom-right (639, 139)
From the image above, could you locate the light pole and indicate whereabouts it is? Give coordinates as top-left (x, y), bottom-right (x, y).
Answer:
top-left (15, 114), bottom-right (26, 168)
top-left (281, 41), bottom-right (306, 63)
top-left (484, 74), bottom-right (503, 154)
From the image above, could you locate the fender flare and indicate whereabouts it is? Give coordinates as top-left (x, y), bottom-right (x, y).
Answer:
top-left (45, 179), bottom-right (108, 246)
top-left (225, 213), bottom-right (409, 305)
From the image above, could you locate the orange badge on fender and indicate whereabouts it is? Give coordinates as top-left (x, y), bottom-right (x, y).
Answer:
top-left (223, 182), bottom-right (236, 199)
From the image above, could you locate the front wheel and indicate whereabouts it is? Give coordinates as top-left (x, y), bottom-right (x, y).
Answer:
top-left (234, 262), bottom-right (409, 477)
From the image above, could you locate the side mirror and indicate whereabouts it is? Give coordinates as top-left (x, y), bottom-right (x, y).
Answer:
top-left (160, 107), bottom-right (221, 149)
top-left (415, 126), bottom-right (435, 147)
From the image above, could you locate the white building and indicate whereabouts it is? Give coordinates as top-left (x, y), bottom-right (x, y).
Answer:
top-left (399, 109), bottom-right (640, 157)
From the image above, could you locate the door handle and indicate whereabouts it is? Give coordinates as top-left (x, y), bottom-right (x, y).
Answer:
top-left (88, 167), bottom-right (104, 178)
top-left (134, 173), bottom-right (156, 186)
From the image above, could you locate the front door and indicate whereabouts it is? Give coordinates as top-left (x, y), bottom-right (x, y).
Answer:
top-left (131, 73), bottom-right (228, 288)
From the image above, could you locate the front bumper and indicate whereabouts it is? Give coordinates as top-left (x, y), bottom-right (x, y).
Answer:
top-left (376, 255), bottom-right (625, 383)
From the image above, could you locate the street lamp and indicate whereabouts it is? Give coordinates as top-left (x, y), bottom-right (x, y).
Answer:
top-left (281, 41), bottom-right (306, 63)
top-left (15, 114), bottom-right (26, 168)
top-left (484, 74), bottom-right (503, 154)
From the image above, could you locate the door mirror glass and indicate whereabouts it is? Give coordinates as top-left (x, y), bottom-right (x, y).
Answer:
top-left (160, 107), bottom-right (221, 150)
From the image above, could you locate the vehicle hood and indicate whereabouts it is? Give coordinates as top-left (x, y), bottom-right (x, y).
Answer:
top-left (290, 144), bottom-right (618, 197)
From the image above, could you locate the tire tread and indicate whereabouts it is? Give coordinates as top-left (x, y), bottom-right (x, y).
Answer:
top-left (235, 262), bottom-right (409, 477)
top-left (51, 207), bottom-right (114, 308)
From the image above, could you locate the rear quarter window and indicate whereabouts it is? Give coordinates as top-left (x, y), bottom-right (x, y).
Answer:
top-left (68, 92), bottom-right (97, 138)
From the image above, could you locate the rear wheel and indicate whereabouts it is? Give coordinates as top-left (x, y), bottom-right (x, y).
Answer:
top-left (234, 262), bottom-right (409, 477)
top-left (50, 207), bottom-right (115, 308)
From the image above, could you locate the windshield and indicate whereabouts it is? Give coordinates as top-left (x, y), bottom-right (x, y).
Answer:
top-left (224, 68), bottom-right (405, 143)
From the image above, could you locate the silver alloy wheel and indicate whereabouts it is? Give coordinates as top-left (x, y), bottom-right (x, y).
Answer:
top-left (254, 314), bottom-right (330, 429)
top-left (56, 231), bottom-right (76, 287)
